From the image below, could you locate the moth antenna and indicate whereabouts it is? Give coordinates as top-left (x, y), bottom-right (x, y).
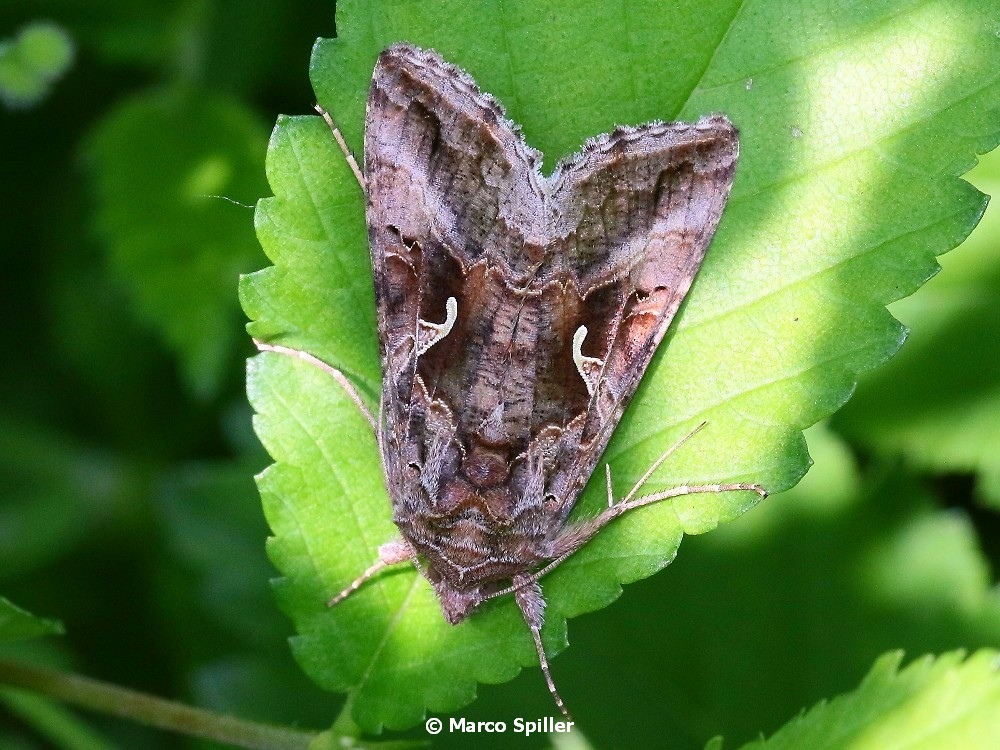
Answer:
top-left (482, 551), bottom-right (575, 603)
top-left (483, 548), bottom-right (576, 602)
top-left (327, 539), bottom-right (412, 607)
top-left (605, 463), bottom-right (614, 508)
top-left (313, 103), bottom-right (367, 192)
top-left (253, 340), bottom-right (377, 433)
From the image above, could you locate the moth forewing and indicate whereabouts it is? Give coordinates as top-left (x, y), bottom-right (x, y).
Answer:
top-left (283, 43), bottom-right (767, 719)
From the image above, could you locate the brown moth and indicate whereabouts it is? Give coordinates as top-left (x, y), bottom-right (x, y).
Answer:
top-left (261, 43), bottom-right (766, 718)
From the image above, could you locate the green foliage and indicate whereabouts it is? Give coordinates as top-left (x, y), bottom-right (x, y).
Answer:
top-left (86, 88), bottom-right (269, 398)
top-left (0, 22), bottom-right (74, 108)
top-left (0, 597), bottom-right (62, 643)
top-left (1, 0), bottom-right (999, 748)
top-left (152, 460), bottom-right (341, 727)
top-left (244, 0), bottom-right (1000, 733)
top-left (0, 690), bottom-right (112, 750)
top-left (835, 149), bottom-right (1000, 510)
top-left (0, 420), bottom-right (125, 580)
top-left (734, 650), bottom-right (1000, 750)
top-left (556, 424), bottom-right (1000, 749)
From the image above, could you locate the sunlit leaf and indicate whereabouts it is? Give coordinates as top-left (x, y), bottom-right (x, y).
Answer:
top-left (733, 650), bottom-right (1000, 750)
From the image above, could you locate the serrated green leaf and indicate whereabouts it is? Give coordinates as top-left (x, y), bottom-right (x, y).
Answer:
top-left (156, 461), bottom-right (277, 643)
top-left (834, 146), bottom-right (1000, 508)
top-left (0, 597), bottom-right (62, 643)
top-left (556, 425), bottom-right (1000, 749)
top-left (243, 0), bottom-right (1000, 730)
top-left (738, 650), bottom-right (1000, 750)
top-left (87, 86), bottom-right (269, 399)
top-left (154, 460), bottom-right (338, 728)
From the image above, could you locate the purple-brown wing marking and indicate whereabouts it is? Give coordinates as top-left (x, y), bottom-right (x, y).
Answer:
top-left (365, 44), bottom-right (738, 583)
top-left (316, 42), bottom-right (756, 718)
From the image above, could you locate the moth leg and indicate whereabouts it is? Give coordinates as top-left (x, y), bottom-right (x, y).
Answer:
top-left (513, 575), bottom-right (571, 720)
top-left (547, 421), bottom-right (766, 559)
top-left (551, 480), bottom-right (767, 563)
top-left (616, 420), bottom-right (709, 506)
top-left (488, 423), bottom-right (769, 600)
top-left (327, 539), bottom-right (412, 607)
top-left (253, 340), bottom-right (377, 433)
top-left (313, 104), bottom-right (366, 192)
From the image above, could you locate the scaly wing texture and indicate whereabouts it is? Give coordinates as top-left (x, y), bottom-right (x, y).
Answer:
top-left (545, 118), bottom-right (739, 520)
top-left (364, 44), bottom-right (737, 571)
top-left (365, 44), bottom-right (556, 580)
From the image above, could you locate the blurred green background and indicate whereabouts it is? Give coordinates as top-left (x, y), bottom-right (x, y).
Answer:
top-left (1, 2), bottom-right (998, 749)
top-left (0, 3), bottom-right (338, 747)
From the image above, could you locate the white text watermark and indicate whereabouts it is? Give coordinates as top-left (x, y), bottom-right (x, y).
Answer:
top-left (424, 716), bottom-right (575, 736)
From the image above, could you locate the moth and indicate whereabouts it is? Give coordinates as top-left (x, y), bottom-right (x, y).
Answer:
top-left (259, 43), bottom-right (766, 718)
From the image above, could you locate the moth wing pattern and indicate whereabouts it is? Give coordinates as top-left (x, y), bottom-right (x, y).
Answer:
top-left (364, 45), bottom-right (548, 544)
top-left (332, 42), bottom-right (750, 717)
top-left (546, 118), bottom-right (739, 522)
top-left (365, 43), bottom-right (739, 557)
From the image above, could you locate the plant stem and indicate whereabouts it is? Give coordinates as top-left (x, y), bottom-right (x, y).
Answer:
top-left (0, 659), bottom-right (318, 750)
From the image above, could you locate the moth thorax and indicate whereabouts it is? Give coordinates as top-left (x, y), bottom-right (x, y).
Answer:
top-left (464, 444), bottom-right (509, 487)
top-left (438, 475), bottom-right (515, 521)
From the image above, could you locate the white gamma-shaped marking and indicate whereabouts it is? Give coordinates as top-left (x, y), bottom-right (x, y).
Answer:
top-left (572, 325), bottom-right (605, 396)
top-left (417, 296), bottom-right (458, 355)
